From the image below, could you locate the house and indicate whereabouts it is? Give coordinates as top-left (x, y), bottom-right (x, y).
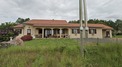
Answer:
top-left (14, 19), bottom-right (113, 38)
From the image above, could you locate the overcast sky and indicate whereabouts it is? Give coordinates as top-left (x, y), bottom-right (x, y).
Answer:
top-left (0, 0), bottom-right (122, 23)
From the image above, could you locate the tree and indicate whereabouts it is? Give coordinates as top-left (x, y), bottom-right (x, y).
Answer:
top-left (115, 19), bottom-right (122, 34)
top-left (16, 18), bottom-right (30, 24)
top-left (69, 19), bottom-right (118, 33)
top-left (0, 22), bottom-right (16, 29)
top-left (0, 22), bottom-right (18, 42)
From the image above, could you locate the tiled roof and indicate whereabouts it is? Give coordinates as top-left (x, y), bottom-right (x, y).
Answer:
top-left (68, 23), bottom-right (113, 29)
top-left (14, 19), bottom-right (113, 29)
top-left (25, 19), bottom-right (68, 25)
top-left (14, 24), bottom-right (23, 28)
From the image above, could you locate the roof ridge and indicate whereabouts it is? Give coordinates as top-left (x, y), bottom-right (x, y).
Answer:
top-left (30, 19), bottom-right (66, 21)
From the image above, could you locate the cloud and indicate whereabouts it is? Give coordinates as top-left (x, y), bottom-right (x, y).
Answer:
top-left (0, 0), bottom-right (122, 23)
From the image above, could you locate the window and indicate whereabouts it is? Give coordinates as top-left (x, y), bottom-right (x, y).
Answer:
top-left (72, 28), bottom-right (80, 34)
top-left (18, 29), bottom-right (22, 34)
top-left (89, 29), bottom-right (97, 34)
top-left (16, 29), bottom-right (22, 34)
top-left (39, 29), bottom-right (42, 34)
top-left (77, 29), bottom-right (80, 34)
top-left (27, 29), bottom-right (31, 35)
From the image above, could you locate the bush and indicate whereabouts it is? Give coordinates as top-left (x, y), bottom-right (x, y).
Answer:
top-left (21, 35), bottom-right (33, 41)
top-left (116, 33), bottom-right (122, 35)
top-left (0, 29), bottom-right (18, 42)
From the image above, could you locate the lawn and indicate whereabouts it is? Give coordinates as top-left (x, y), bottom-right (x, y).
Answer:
top-left (0, 39), bottom-right (122, 67)
top-left (113, 35), bottom-right (122, 38)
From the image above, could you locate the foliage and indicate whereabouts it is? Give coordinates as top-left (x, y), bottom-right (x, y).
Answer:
top-left (0, 22), bottom-right (16, 29)
top-left (115, 19), bottom-right (122, 33)
top-left (0, 39), bottom-right (82, 67)
top-left (0, 18), bottom-right (30, 42)
top-left (0, 22), bottom-right (18, 42)
top-left (113, 35), bottom-right (122, 38)
top-left (83, 43), bottom-right (122, 67)
top-left (0, 39), bottom-right (122, 67)
top-left (69, 19), bottom-right (122, 35)
top-left (0, 28), bottom-right (18, 42)
top-left (16, 17), bottom-right (30, 24)
top-left (21, 35), bottom-right (33, 41)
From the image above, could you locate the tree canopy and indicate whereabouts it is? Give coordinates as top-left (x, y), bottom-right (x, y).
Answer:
top-left (0, 18), bottom-right (30, 42)
top-left (16, 17), bottom-right (30, 24)
top-left (69, 19), bottom-right (122, 34)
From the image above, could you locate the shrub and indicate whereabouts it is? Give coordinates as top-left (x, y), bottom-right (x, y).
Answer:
top-left (0, 29), bottom-right (18, 42)
top-left (21, 35), bottom-right (33, 41)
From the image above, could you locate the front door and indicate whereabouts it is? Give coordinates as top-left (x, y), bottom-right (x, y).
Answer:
top-left (106, 31), bottom-right (110, 38)
top-left (45, 29), bottom-right (51, 38)
top-left (27, 29), bottom-right (31, 35)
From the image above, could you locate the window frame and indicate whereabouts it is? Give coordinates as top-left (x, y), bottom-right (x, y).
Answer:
top-left (72, 28), bottom-right (80, 34)
top-left (89, 28), bottom-right (97, 34)
top-left (27, 29), bottom-right (31, 35)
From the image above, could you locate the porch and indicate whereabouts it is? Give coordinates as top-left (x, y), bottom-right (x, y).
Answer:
top-left (102, 29), bottom-right (112, 38)
top-left (35, 28), bottom-right (69, 38)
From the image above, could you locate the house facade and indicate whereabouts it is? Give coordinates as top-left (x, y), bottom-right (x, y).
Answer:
top-left (14, 19), bottom-right (113, 38)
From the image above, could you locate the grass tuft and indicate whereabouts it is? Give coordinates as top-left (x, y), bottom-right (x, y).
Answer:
top-left (0, 39), bottom-right (122, 67)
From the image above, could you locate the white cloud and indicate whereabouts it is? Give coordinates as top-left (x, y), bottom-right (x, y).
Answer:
top-left (0, 0), bottom-right (122, 23)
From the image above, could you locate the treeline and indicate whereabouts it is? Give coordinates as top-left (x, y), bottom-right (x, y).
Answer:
top-left (0, 18), bottom-right (30, 42)
top-left (0, 17), bottom-right (30, 29)
top-left (69, 19), bottom-right (122, 35)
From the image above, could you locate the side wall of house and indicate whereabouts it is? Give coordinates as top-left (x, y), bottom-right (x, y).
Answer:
top-left (16, 25), bottom-right (111, 39)
top-left (88, 28), bottom-right (103, 38)
top-left (23, 25), bottom-right (36, 37)
top-left (69, 28), bottom-right (103, 38)
top-left (68, 28), bottom-right (85, 38)
top-left (110, 30), bottom-right (112, 38)
top-left (16, 28), bottom-right (24, 38)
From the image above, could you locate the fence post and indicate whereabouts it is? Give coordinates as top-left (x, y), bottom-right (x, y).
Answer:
top-left (96, 38), bottom-right (99, 45)
top-left (116, 38), bottom-right (118, 45)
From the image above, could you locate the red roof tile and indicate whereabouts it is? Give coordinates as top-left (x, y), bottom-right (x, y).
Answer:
top-left (14, 24), bottom-right (23, 28)
top-left (14, 19), bottom-right (113, 29)
top-left (68, 23), bottom-right (113, 29)
top-left (25, 19), bottom-right (68, 25)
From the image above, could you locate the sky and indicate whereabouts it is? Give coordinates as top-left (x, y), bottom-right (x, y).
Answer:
top-left (0, 0), bottom-right (122, 23)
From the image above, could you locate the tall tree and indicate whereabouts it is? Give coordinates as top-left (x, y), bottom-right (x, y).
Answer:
top-left (115, 19), bottom-right (122, 34)
top-left (69, 19), bottom-right (120, 33)
top-left (0, 22), bottom-right (16, 29)
top-left (16, 18), bottom-right (30, 24)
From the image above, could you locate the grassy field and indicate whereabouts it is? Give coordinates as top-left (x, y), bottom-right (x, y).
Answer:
top-left (113, 35), bottom-right (122, 38)
top-left (0, 39), bottom-right (122, 67)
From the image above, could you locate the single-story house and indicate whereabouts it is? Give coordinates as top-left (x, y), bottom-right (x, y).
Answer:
top-left (14, 19), bottom-right (113, 38)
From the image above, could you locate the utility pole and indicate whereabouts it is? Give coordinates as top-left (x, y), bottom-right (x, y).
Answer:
top-left (79, 0), bottom-right (84, 56)
top-left (79, 0), bottom-right (88, 56)
top-left (83, 0), bottom-right (89, 38)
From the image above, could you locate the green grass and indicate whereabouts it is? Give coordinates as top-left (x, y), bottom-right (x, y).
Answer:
top-left (83, 44), bottom-right (122, 67)
top-left (0, 39), bottom-right (122, 67)
top-left (113, 35), bottom-right (122, 38)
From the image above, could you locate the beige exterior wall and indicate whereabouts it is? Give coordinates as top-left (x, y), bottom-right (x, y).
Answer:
top-left (109, 30), bottom-right (112, 38)
top-left (35, 28), bottom-right (39, 35)
top-left (68, 28), bottom-right (103, 38)
top-left (21, 25), bottom-right (36, 38)
top-left (68, 28), bottom-right (86, 38)
top-left (102, 30), bottom-right (113, 38)
top-left (69, 28), bottom-right (103, 38)
top-left (102, 30), bottom-right (106, 38)
top-left (17, 29), bottom-right (24, 38)
top-left (88, 28), bottom-right (103, 38)
top-left (68, 28), bottom-right (79, 38)
top-left (16, 24), bottom-right (112, 39)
